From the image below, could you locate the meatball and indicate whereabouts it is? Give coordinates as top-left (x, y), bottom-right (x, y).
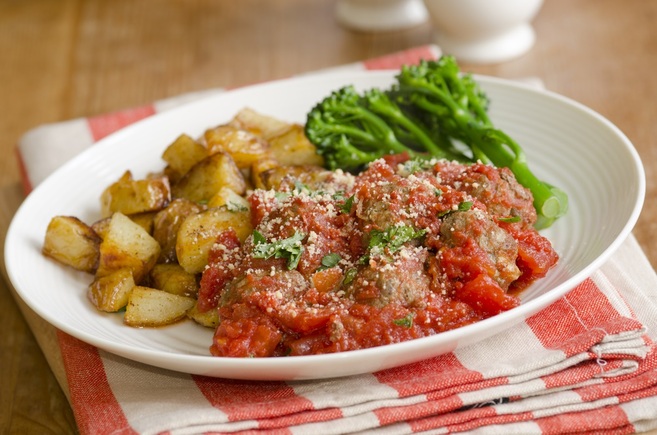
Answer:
top-left (440, 209), bottom-right (520, 288)
top-left (347, 247), bottom-right (431, 309)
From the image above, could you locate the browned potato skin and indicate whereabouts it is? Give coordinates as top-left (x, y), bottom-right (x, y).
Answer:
top-left (187, 301), bottom-right (219, 328)
top-left (250, 158), bottom-right (281, 190)
top-left (175, 207), bottom-right (252, 275)
top-left (152, 198), bottom-right (204, 263)
top-left (100, 170), bottom-right (171, 218)
top-left (207, 186), bottom-right (250, 210)
top-left (268, 124), bottom-right (325, 167)
top-left (96, 212), bottom-right (161, 283)
top-left (43, 216), bottom-right (101, 273)
top-left (171, 152), bottom-right (246, 203)
top-left (227, 107), bottom-right (290, 140)
top-left (162, 134), bottom-right (207, 183)
top-left (128, 211), bottom-right (157, 235)
top-left (150, 263), bottom-right (199, 298)
top-left (259, 165), bottom-right (330, 191)
top-left (204, 125), bottom-right (270, 170)
top-left (91, 217), bottom-right (110, 240)
top-left (124, 286), bottom-right (195, 327)
top-left (88, 268), bottom-right (135, 312)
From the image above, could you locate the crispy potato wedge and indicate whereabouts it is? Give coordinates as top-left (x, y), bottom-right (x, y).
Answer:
top-left (268, 124), bottom-right (324, 167)
top-left (152, 198), bottom-right (204, 263)
top-left (100, 171), bottom-right (171, 218)
top-left (161, 134), bottom-right (207, 183)
top-left (124, 286), bottom-right (195, 327)
top-left (204, 125), bottom-right (270, 170)
top-left (150, 263), bottom-right (199, 298)
top-left (259, 165), bottom-right (330, 191)
top-left (207, 186), bottom-right (250, 211)
top-left (96, 212), bottom-right (161, 283)
top-left (176, 207), bottom-right (252, 274)
top-left (228, 107), bottom-right (291, 140)
top-left (88, 268), bottom-right (135, 312)
top-left (128, 211), bottom-right (157, 235)
top-left (43, 216), bottom-right (101, 273)
top-left (187, 301), bottom-right (219, 328)
top-left (172, 152), bottom-right (246, 202)
top-left (91, 217), bottom-right (110, 240)
top-left (250, 157), bottom-right (280, 190)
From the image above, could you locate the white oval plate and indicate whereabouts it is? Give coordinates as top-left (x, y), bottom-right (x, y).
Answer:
top-left (5, 71), bottom-right (645, 380)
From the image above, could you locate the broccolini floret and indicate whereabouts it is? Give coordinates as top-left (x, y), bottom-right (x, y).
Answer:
top-left (305, 85), bottom-right (465, 172)
top-left (305, 55), bottom-right (568, 229)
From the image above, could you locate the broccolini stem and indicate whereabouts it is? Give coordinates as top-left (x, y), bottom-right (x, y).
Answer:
top-left (413, 95), bottom-right (567, 225)
top-left (338, 105), bottom-right (413, 155)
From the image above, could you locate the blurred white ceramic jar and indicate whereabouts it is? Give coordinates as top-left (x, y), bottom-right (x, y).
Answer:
top-left (422, 0), bottom-right (543, 63)
top-left (335, 0), bottom-right (429, 32)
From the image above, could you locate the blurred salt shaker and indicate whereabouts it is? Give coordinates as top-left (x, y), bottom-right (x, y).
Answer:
top-left (421, 0), bottom-right (543, 63)
top-left (335, 0), bottom-right (429, 32)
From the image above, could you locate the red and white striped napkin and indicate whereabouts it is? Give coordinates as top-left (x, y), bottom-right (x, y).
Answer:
top-left (16, 46), bottom-right (657, 434)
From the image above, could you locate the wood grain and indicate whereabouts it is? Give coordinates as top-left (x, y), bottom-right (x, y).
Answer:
top-left (1, 0), bottom-right (655, 432)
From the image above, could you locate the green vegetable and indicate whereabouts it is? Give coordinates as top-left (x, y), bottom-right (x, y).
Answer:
top-left (498, 215), bottom-right (522, 223)
top-left (365, 224), bottom-right (426, 261)
top-left (339, 195), bottom-right (355, 214)
top-left (305, 55), bottom-right (568, 229)
top-left (317, 253), bottom-right (341, 271)
top-left (305, 85), bottom-right (464, 173)
top-left (393, 313), bottom-right (415, 328)
top-left (437, 200), bottom-right (473, 218)
top-left (252, 231), bottom-right (305, 270)
top-left (343, 267), bottom-right (358, 286)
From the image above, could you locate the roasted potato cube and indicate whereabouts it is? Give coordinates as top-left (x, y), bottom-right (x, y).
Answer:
top-left (152, 198), bottom-right (204, 263)
top-left (176, 207), bottom-right (252, 274)
top-left (96, 212), bottom-right (161, 283)
top-left (161, 134), bottom-right (207, 183)
top-left (268, 124), bottom-right (324, 167)
top-left (128, 212), bottom-right (156, 235)
top-left (259, 165), bottom-right (330, 191)
top-left (207, 186), bottom-right (250, 211)
top-left (204, 125), bottom-right (270, 169)
top-left (171, 152), bottom-right (246, 203)
top-left (93, 212), bottom-right (154, 239)
top-left (43, 216), bottom-right (101, 273)
top-left (88, 268), bottom-right (135, 312)
top-left (100, 171), bottom-right (171, 218)
top-left (187, 301), bottom-right (219, 328)
top-left (124, 286), bottom-right (195, 327)
top-left (250, 158), bottom-right (280, 190)
top-left (228, 107), bottom-right (291, 140)
top-left (150, 263), bottom-right (199, 298)
top-left (91, 217), bottom-right (110, 240)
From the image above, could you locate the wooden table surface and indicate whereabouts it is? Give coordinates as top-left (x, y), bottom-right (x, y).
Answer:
top-left (1, 0), bottom-right (655, 432)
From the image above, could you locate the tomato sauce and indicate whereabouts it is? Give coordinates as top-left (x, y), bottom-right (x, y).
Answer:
top-left (200, 157), bottom-right (559, 357)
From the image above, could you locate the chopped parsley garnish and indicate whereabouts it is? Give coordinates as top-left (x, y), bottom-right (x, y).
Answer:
top-left (437, 200), bottom-right (473, 218)
top-left (339, 195), bottom-right (355, 214)
top-left (400, 158), bottom-right (432, 175)
top-left (274, 191), bottom-right (291, 201)
top-left (317, 253), bottom-right (341, 271)
top-left (293, 180), bottom-right (311, 194)
top-left (498, 215), bottom-right (521, 223)
top-left (365, 224), bottom-right (426, 261)
top-left (343, 267), bottom-right (358, 286)
top-left (393, 313), bottom-right (415, 328)
top-left (252, 231), bottom-right (305, 270)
